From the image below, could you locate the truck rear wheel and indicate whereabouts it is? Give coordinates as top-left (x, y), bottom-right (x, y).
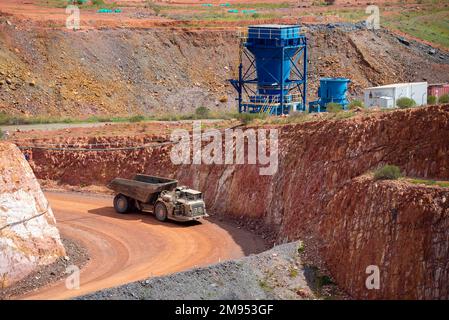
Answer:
top-left (114, 194), bottom-right (130, 214)
top-left (154, 202), bottom-right (168, 222)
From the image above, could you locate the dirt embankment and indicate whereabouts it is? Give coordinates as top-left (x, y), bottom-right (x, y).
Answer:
top-left (16, 105), bottom-right (449, 299)
top-left (1, 18), bottom-right (448, 116)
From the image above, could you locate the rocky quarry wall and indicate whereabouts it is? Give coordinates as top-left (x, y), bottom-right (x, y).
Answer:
top-left (24, 105), bottom-right (449, 299)
top-left (0, 142), bottom-right (65, 288)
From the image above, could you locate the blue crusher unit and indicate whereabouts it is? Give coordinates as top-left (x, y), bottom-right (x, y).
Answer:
top-left (229, 24), bottom-right (308, 115)
top-left (309, 77), bottom-right (351, 112)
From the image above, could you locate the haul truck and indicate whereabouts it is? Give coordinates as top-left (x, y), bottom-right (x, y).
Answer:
top-left (108, 174), bottom-right (208, 222)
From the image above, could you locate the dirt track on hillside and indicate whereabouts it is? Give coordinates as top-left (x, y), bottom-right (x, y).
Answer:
top-left (20, 191), bottom-right (266, 300)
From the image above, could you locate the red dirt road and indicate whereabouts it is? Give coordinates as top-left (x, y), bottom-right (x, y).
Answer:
top-left (21, 191), bottom-right (266, 300)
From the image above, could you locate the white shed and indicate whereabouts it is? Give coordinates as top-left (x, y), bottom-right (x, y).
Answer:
top-left (364, 82), bottom-right (428, 108)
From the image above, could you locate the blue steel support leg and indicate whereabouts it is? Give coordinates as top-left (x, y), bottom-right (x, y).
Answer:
top-left (238, 62), bottom-right (243, 113)
top-left (303, 39), bottom-right (308, 112)
top-left (280, 47), bottom-right (285, 115)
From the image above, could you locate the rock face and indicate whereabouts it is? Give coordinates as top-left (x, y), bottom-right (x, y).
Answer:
top-left (322, 176), bottom-right (449, 299)
top-left (0, 142), bottom-right (65, 288)
top-left (22, 105), bottom-right (449, 298)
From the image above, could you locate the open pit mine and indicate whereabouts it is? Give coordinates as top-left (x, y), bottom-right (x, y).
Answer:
top-left (0, 0), bottom-right (449, 307)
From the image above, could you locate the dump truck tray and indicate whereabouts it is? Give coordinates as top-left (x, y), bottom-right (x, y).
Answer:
top-left (108, 174), bottom-right (178, 203)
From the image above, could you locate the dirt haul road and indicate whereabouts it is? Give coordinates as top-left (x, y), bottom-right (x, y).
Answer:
top-left (21, 192), bottom-right (266, 300)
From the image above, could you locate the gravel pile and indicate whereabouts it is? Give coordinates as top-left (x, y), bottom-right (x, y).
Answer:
top-left (79, 241), bottom-right (343, 300)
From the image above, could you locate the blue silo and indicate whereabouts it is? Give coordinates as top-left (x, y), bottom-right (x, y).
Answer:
top-left (309, 78), bottom-right (351, 112)
top-left (229, 24), bottom-right (308, 115)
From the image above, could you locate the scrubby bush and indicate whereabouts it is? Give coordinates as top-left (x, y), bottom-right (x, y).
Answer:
top-left (374, 165), bottom-right (402, 181)
top-left (438, 94), bottom-right (449, 104)
top-left (195, 106), bottom-right (210, 119)
top-left (146, 1), bottom-right (161, 15)
top-left (92, 0), bottom-right (106, 6)
top-left (396, 97), bottom-right (416, 109)
top-left (326, 102), bottom-right (343, 113)
top-left (235, 112), bottom-right (266, 125)
top-left (129, 115), bottom-right (145, 123)
top-left (427, 95), bottom-right (437, 105)
top-left (348, 99), bottom-right (364, 110)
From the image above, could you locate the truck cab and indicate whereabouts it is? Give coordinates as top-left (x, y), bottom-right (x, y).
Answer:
top-left (172, 187), bottom-right (207, 219)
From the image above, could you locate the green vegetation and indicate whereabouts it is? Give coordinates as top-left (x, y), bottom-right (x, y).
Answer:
top-left (373, 165), bottom-right (403, 181)
top-left (323, 4), bottom-right (449, 50)
top-left (145, 0), bottom-right (162, 16)
top-left (334, 110), bottom-right (356, 120)
top-left (129, 115), bottom-right (145, 123)
top-left (195, 106), bottom-right (211, 119)
top-left (258, 279), bottom-right (273, 292)
top-left (438, 94), bottom-right (449, 104)
top-left (322, 8), bottom-right (366, 22)
top-left (92, 0), bottom-right (105, 6)
top-left (289, 267), bottom-right (299, 278)
top-left (0, 130), bottom-right (3, 140)
top-left (317, 274), bottom-right (334, 287)
top-left (348, 99), bottom-right (364, 110)
top-left (382, 7), bottom-right (449, 49)
top-left (231, 2), bottom-right (291, 9)
top-left (305, 264), bottom-right (335, 292)
top-left (39, 0), bottom-right (117, 9)
top-left (0, 108), bottom-right (361, 127)
top-left (396, 97), bottom-right (416, 109)
top-left (408, 178), bottom-right (449, 188)
top-left (427, 95), bottom-right (437, 105)
top-left (326, 103), bottom-right (343, 113)
top-left (297, 240), bottom-right (305, 254)
top-left (234, 112), bottom-right (267, 125)
top-left (170, 11), bottom-right (281, 23)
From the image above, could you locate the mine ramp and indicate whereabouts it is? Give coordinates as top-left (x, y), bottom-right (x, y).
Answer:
top-left (108, 174), bottom-right (208, 222)
top-left (108, 174), bottom-right (178, 203)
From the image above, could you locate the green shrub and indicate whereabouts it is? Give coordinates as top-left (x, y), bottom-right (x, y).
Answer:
top-left (92, 0), bottom-right (106, 6)
top-left (146, 0), bottom-right (161, 15)
top-left (129, 115), bottom-right (145, 123)
top-left (396, 97), bottom-right (416, 109)
top-left (297, 240), bottom-right (305, 254)
top-left (374, 165), bottom-right (402, 181)
top-left (86, 115), bottom-right (112, 123)
top-left (195, 106), bottom-right (210, 119)
top-left (235, 112), bottom-right (267, 125)
top-left (348, 99), bottom-right (364, 110)
top-left (438, 94), bottom-right (449, 104)
top-left (427, 95), bottom-right (437, 105)
top-left (0, 130), bottom-right (3, 139)
top-left (326, 103), bottom-right (343, 113)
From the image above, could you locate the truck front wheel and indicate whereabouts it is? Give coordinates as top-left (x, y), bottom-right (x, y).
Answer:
top-left (114, 194), bottom-right (130, 214)
top-left (154, 202), bottom-right (168, 222)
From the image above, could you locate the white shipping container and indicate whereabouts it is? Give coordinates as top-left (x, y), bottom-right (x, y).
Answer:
top-left (364, 82), bottom-right (427, 108)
